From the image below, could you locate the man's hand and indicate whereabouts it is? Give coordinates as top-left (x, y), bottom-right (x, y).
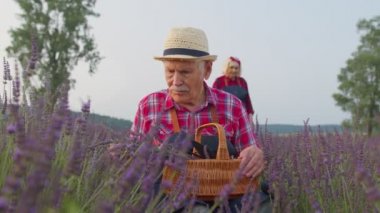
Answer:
top-left (238, 145), bottom-right (264, 178)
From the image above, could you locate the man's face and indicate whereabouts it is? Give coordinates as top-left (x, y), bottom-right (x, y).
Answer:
top-left (226, 61), bottom-right (240, 78)
top-left (164, 60), bottom-right (211, 107)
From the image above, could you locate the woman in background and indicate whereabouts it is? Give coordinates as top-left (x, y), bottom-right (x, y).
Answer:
top-left (212, 56), bottom-right (255, 122)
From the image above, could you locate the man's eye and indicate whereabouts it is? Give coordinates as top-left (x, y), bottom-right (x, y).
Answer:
top-left (181, 71), bottom-right (190, 75)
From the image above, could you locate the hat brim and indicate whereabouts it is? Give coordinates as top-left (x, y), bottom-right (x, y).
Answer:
top-left (154, 54), bottom-right (217, 62)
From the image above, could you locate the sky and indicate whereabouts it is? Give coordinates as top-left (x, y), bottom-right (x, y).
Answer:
top-left (0, 0), bottom-right (379, 125)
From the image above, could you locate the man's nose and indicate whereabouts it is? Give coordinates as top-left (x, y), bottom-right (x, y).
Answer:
top-left (173, 72), bottom-right (182, 85)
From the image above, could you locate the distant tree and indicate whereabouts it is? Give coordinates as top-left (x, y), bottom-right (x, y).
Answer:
top-left (6, 0), bottom-right (101, 112)
top-left (333, 16), bottom-right (380, 136)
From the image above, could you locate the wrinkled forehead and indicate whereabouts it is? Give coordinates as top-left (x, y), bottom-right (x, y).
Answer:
top-left (163, 59), bottom-right (202, 69)
top-left (163, 59), bottom-right (198, 65)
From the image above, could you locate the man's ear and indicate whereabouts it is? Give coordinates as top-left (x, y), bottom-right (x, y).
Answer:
top-left (204, 61), bottom-right (213, 80)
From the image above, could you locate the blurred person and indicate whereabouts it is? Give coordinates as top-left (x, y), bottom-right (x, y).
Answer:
top-left (212, 57), bottom-right (255, 123)
top-left (112, 27), bottom-right (270, 212)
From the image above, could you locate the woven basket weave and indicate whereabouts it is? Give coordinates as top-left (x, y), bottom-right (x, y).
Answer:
top-left (162, 123), bottom-right (258, 201)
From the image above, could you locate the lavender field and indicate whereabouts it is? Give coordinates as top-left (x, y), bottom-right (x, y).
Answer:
top-left (0, 59), bottom-right (379, 212)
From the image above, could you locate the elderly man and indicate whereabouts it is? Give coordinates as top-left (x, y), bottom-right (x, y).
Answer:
top-left (130, 27), bottom-right (266, 212)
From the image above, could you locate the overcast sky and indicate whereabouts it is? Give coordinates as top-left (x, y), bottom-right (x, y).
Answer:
top-left (1, 0), bottom-right (379, 125)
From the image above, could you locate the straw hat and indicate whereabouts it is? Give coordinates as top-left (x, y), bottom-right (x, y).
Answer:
top-left (154, 27), bottom-right (217, 61)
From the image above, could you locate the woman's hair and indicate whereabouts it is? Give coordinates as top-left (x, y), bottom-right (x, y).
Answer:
top-left (222, 56), bottom-right (242, 76)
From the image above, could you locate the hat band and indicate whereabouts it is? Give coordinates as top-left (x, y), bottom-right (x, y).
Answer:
top-left (163, 48), bottom-right (209, 57)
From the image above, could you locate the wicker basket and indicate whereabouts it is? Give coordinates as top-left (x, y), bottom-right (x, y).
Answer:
top-left (161, 123), bottom-right (258, 201)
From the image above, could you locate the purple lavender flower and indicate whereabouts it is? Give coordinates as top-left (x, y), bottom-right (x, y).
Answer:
top-left (12, 89), bottom-right (67, 211)
top-left (12, 63), bottom-right (20, 104)
top-left (160, 180), bottom-right (173, 191)
top-left (26, 33), bottom-right (39, 75)
top-left (6, 124), bottom-right (17, 134)
top-left (97, 201), bottom-right (114, 213)
top-left (81, 99), bottom-right (91, 119)
top-left (1, 92), bottom-right (7, 115)
top-left (0, 197), bottom-right (9, 212)
top-left (355, 165), bottom-right (368, 183)
top-left (366, 187), bottom-right (380, 202)
top-left (3, 57), bottom-right (7, 84)
top-left (66, 100), bottom-right (91, 176)
top-left (3, 57), bottom-right (12, 83)
top-left (117, 160), bottom-right (144, 200)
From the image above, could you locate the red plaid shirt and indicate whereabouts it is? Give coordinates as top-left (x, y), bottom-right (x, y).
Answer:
top-left (131, 82), bottom-right (257, 152)
top-left (212, 75), bottom-right (254, 115)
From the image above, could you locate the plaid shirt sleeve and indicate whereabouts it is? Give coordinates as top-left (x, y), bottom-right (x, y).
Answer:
top-left (230, 98), bottom-right (256, 152)
top-left (130, 91), bottom-right (166, 136)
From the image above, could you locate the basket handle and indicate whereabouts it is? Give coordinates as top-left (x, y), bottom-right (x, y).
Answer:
top-left (194, 123), bottom-right (230, 160)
